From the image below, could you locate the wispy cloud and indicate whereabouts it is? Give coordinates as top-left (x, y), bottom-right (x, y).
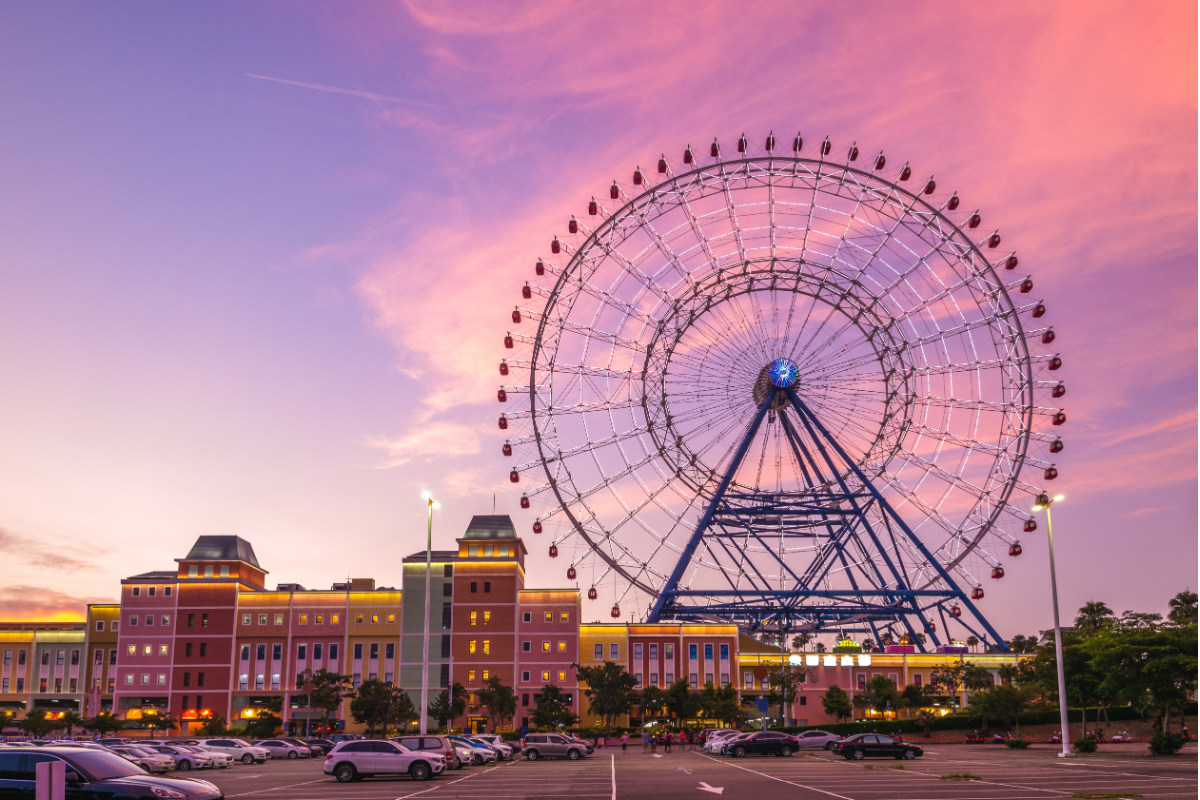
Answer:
top-left (243, 73), bottom-right (442, 110)
top-left (362, 421), bottom-right (483, 468)
top-left (0, 524), bottom-right (97, 573)
top-left (0, 586), bottom-right (111, 621)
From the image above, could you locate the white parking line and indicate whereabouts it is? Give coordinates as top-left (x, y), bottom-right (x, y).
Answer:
top-left (693, 753), bottom-right (856, 799)
top-left (611, 754), bottom-right (616, 800)
top-left (225, 778), bottom-right (331, 797)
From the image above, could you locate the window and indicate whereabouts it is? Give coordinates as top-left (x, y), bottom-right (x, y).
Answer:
top-left (316, 614), bottom-right (323, 625)
top-left (483, 669), bottom-right (489, 681)
top-left (650, 672), bottom-right (658, 686)
top-left (164, 586), bottom-right (172, 596)
top-left (297, 644), bottom-right (307, 661)
top-left (442, 604), bottom-right (452, 630)
top-left (665, 672), bottom-right (674, 684)
top-left (443, 564), bottom-right (453, 577)
top-left (272, 644), bottom-right (282, 660)
top-left (186, 643), bottom-right (193, 658)
top-left (132, 587), bottom-right (141, 597)
top-left (369, 643), bottom-right (379, 659)
top-left (300, 614), bottom-right (308, 625)
top-left (271, 673), bottom-right (280, 689)
top-left (274, 614), bottom-right (283, 625)
top-left (665, 643), bottom-right (674, 659)
top-left (188, 566), bottom-right (198, 577)
top-left (220, 565), bottom-right (229, 576)
top-left (354, 643), bottom-right (363, 660)
top-left (129, 616), bottom-right (138, 627)
top-left (633, 643), bottom-right (642, 660)
top-left (199, 643), bottom-right (206, 657)
top-left (610, 643), bottom-right (619, 660)
top-left (704, 644), bottom-right (713, 659)
top-left (720, 644), bottom-right (730, 660)
top-left (689, 672), bottom-right (698, 688)
top-left (443, 583), bottom-right (452, 597)
top-left (594, 644), bottom-right (603, 660)
top-left (440, 638), bottom-right (450, 658)
top-left (914, 673), bottom-right (923, 686)
top-left (204, 566), bottom-right (213, 577)
top-left (634, 672), bottom-right (642, 686)
top-left (544, 612), bottom-right (552, 623)
top-left (259, 614), bottom-right (268, 625)
top-left (522, 671), bottom-right (530, 682)
top-left (689, 644), bottom-right (697, 659)
top-left (127, 645), bottom-right (136, 655)
top-left (240, 645), bottom-right (249, 661)
top-left (705, 672), bottom-right (713, 684)
top-left (239, 674), bottom-right (248, 689)
top-left (183, 672), bottom-right (191, 687)
top-left (470, 611), bottom-right (478, 626)
top-left (483, 611), bottom-right (492, 625)
top-left (388, 613), bottom-right (395, 624)
top-left (148, 587), bottom-right (156, 597)
top-left (242, 614), bottom-right (251, 625)
top-left (201, 614), bottom-right (208, 628)
top-left (161, 615), bottom-right (170, 626)
top-left (329, 643), bottom-right (338, 660)
top-left (94, 650), bottom-right (103, 665)
top-left (744, 672), bottom-right (754, 688)
top-left (187, 613), bottom-right (195, 628)
top-left (256, 644), bottom-right (266, 661)
top-left (468, 545), bottom-right (478, 556)
top-left (159, 645), bottom-right (168, 656)
top-left (314, 643), bottom-right (323, 660)
top-left (649, 644), bottom-right (658, 660)
top-left (144, 615), bottom-right (153, 626)
top-left (523, 612), bottom-right (531, 623)
top-left (111, 621), bottom-right (118, 630)
top-left (483, 641), bottom-right (491, 655)
top-left (109, 649), bottom-right (117, 665)
top-left (542, 671), bottom-right (550, 682)
top-left (331, 614), bottom-right (339, 624)
top-left (125, 674), bottom-right (134, 686)
top-left (181, 695), bottom-right (189, 711)
top-left (471, 581), bottom-right (478, 593)
top-left (95, 621), bottom-right (105, 632)
top-left (56, 650), bottom-right (65, 665)
top-left (468, 670), bottom-right (476, 685)
top-left (559, 671), bottom-right (566, 681)
top-left (385, 643), bottom-right (394, 659)
top-left (355, 614), bottom-right (363, 624)
top-left (256, 674), bottom-right (265, 689)
top-left (371, 614), bottom-right (380, 624)
top-left (558, 641), bottom-right (566, 652)
top-left (522, 641), bottom-right (531, 652)
top-left (542, 642), bottom-right (550, 652)
top-left (107, 678), bottom-right (114, 693)
top-left (484, 545), bottom-right (493, 556)
top-left (469, 640), bottom-right (477, 655)
top-left (440, 664), bottom-right (449, 687)
top-left (560, 612), bottom-right (568, 623)
top-left (484, 582), bottom-right (491, 593)
top-left (141, 674), bottom-right (150, 686)
top-left (720, 672), bottom-right (729, 685)
top-left (522, 692), bottom-right (529, 706)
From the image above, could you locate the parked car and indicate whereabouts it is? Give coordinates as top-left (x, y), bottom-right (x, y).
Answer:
top-left (0, 746), bottom-right (223, 798)
top-left (706, 731), bottom-right (746, 753)
top-left (390, 735), bottom-right (460, 770)
top-left (143, 743), bottom-right (216, 771)
top-left (324, 739), bottom-right (445, 782)
top-left (181, 745), bottom-right (232, 768)
top-left (195, 738), bottom-right (270, 764)
top-left (793, 730), bottom-right (842, 750)
top-left (832, 733), bottom-right (923, 760)
top-left (521, 732), bottom-right (591, 760)
top-left (468, 734), bottom-right (515, 759)
top-left (251, 739), bottom-right (311, 759)
top-left (303, 738), bottom-right (336, 755)
top-left (108, 745), bottom-right (177, 773)
top-left (698, 728), bottom-right (737, 746)
top-left (275, 737), bottom-right (318, 756)
top-left (449, 736), bottom-right (497, 764)
top-left (451, 743), bottom-right (477, 767)
top-left (721, 730), bottom-right (797, 758)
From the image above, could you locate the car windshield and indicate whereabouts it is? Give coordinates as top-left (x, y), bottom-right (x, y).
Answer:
top-left (231, 740), bottom-right (252, 747)
top-left (66, 750), bottom-right (148, 781)
top-left (127, 747), bottom-right (159, 756)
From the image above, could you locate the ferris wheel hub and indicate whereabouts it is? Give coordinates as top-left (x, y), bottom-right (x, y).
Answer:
top-left (766, 358), bottom-right (800, 389)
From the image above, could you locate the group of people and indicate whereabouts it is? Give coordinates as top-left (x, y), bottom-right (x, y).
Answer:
top-left (608, 729), bottom-right (694, 753)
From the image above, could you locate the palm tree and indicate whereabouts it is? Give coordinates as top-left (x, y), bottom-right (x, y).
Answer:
top-left (965, 635), bottom-right (979, 653)
top-left (59, 711), bottom-right (83, 738)
top-left (1168, 590), bottom-right (1198, 625)
top-left (1074, 600), bottom-right (1115, 632)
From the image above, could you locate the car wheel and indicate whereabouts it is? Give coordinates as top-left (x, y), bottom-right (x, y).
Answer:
top-left (525, 749), bottom-right (539, 761)
top-left (852, 749), bottom-right (865, 760)
top-left (904, 749), bottom-right (918, 760)
top-left (824, 742), bottom-right (834, 750)
top-left (178, 760), bottom-right (192, 771)
top-left (780, 746), bottom-right (792, 757)
top-left (410, 761), bottom-right (432, 781)
top-left (733, 746), bottom-right (746, 758)
top-left (288, 751), bottom-right (299, 759)
top-left (568, 749), bottom-right (581, 760)
top-left (242, 753), bottom-right (255, 764)
top-left (334, 763), bottom-right (356, 783)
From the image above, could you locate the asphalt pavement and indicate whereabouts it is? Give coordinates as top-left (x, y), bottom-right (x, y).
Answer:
top-left (199, 742), bottom-right (1199, 800)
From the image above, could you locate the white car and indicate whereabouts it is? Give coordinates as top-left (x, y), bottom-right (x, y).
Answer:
top-left (108, 745), bottom-right (176, 773)
top-left (324, 739), bottom-right (445, 782)
top-left (704, 732), bottom-right (744, 754)
top-left (143, 743), bottom-right (216, 770)
top-left (196, 738), bottom-right (270, 764)
top-left (470, 734), bottom-right (515, 759)
top-left (453, 744), bottom-right (477, 766)
top-left (252, 739), bottom-right (312, 759)
top-left (793, 730), bottom-right (843, 750)
top-left (181, 745), bottom-right (232, 768)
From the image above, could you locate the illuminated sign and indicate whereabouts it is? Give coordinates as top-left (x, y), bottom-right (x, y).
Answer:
top-left (822, 655), bottom-right (836, 667)
top-left (805, 655), bottom-right (819, 667)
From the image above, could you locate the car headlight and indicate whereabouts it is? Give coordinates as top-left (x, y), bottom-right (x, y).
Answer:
top-left (150, 787), bottom-right (188, 799)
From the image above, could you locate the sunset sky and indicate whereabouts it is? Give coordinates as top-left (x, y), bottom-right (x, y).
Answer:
top-left (1, 1), bottom-right (1195, 639)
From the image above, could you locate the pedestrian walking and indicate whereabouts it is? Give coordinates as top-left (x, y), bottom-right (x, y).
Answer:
top-left (621, 731), bottom-right (629, 751)
top-left (663, 732), bottom-right (672, 753)
top-left (642, 731), bottom-right (649, 752)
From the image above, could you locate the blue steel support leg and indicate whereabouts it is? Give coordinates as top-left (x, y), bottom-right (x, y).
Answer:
top-left (648, 389), bottom-right (778, 623)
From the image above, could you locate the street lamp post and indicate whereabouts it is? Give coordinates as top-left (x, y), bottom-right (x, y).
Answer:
top-left (1033, 493), bottom-right (1073, 758)
top-left (419, 491), bottom-right (438, 735)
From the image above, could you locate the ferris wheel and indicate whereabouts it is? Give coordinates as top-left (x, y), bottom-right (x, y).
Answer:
top-left (498, 132), bottom-right (1064, 650)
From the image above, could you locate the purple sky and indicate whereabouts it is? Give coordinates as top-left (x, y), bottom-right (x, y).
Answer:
top-left (1, 1), bottom-right (1195, 640)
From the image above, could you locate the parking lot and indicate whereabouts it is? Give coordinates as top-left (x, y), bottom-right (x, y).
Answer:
top-left (200, 743), bottom-right (1198, 800)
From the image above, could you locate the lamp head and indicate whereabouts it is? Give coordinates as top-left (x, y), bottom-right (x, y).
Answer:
top-left (1033, 492), bottom-right (1051, 511)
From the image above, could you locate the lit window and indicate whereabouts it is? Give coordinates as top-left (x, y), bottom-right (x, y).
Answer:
top-left (220, 565), bottom-right (229, 577)
top-left (331, 614), bottom-right (339, 624)
top-left (560, 612), bottom-right (568, 623)
top-left (470, 611), bottom-right (478, 626)
top-left (315, 615), bottom-right (323, 624)
top-left (274, 614), bottom-right (283, 625)
top-left (162, 615), bottom-right (170, 626)
top-left (559, 671), bottom-right (566, 681)
top-left (387, 614), bottom-right (395, 624)
top-left (125, 674), bottom-right (133, 685)
top-left (469, 640), bottom-right (477, 654)
top-left (157, 673), bottom-right (166, 685)
top-left (141, 674), bottom-right (150, 685)
top-left (483, 669), bottom-right (490, 681)
top-left (542, 642), bottom-right (550, 652)
top-left (258, 614), bottom-right (267, 625)
top-left (468, 670), bottom-right (476, 684)
top-left (299, 614), bottom-right (308, 625)
top-left (144, 615), bottom-right (153, 626)
top-left (159, 645), bottom-right (168, 655)
top-left (483, 611), bottom-right (491, 625)
top-left (544, 612), bottom-right (552, 622)
top-left (483, 640), bottom-right (490, 655)
top-left (127, 645), bottom-right (136, 655)
top-left (356, 614), bottom-right (364, 624)
top-left (558, 642), bottom-right (566, 652)
top-left (143, 645), bottom-right (151, 655)
top-left (542, 671), bottom-right (550, 682)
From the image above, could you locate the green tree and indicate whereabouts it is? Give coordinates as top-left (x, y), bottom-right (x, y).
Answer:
top-left (1028, 628), bottom-right (1104, 741)
top-left (638, 685), bottom-right (669, 723)
top-left (428, 682), bottom-right (467, 733)
top-left (575, 662), bottom-right (638, 734)
top-left (1118, 610), bottom-right (1163, 630)
top-left (1074, 600), bottom-right (1115, 632)
top-left (1088, 622), bottom-right (1198, 732)
top-left (58, 711), bottom-right (83, 738)
top-left (1006, 634), bottom-right (1040, 654)
top-left (530, 685), bottom-right (577, 729)
top-left (821, 685), bottom-right (853, 722)
top-left (477, 676), bottom-right (517, 732)
top-left (196, 714), bottom-right (228, 736)
top-left (142, 710), bottom-right (179, 739)
top-left (698, 682), bottom-right (741, 726)
top-left (968, 683), bottom-right (1038, 737)
top-left (1168, 591), bottom-right (1198, 625)
top-left (930, 661), bottom-right (991, 710)
top-left (853, 675), bottom-right (903, 716)
top-left (664, 678), bottom-right (701, 724)
top-left (791, 632), bottom-right (813, 651)
top-left (350, 680), bottom-right (416, 737)
top-left (20, 710), bottom-right (57, 738)
top-left (965, 635), bottom-right (979, 652)
top-left (765, 665), bottom-right (810, 726)
top-left (82, 712), bottom-right (124, 736)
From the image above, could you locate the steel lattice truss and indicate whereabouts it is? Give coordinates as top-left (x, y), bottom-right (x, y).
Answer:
top-left (499, 135), bottom-right (1064, 650)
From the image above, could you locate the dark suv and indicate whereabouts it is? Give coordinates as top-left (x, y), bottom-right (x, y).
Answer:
top-left (0, 746), bottom-right (224, 798)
